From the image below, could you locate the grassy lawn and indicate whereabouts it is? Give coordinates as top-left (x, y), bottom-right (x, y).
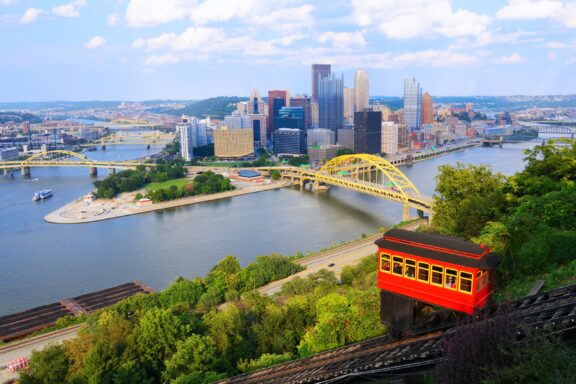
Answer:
top-left (146, 178), bottom-right (191, 193)
top-left (198, 161), bottom-right (243, 167)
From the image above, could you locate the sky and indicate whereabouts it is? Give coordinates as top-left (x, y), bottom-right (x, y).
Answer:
top-left (1, 0), bottom-right (575, 101)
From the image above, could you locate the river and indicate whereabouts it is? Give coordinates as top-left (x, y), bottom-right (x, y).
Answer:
top-left (0, 140), bottom-right (545, 316)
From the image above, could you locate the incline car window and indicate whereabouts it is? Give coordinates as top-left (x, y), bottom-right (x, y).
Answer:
top-left (380, 253), bottom-right (391, 273)
top-left (431, 265), bottom-right (443, 286)
top-left (417, 262), bottom-right (429, 282)
top-left (392, 256), bottom-right (403, 276)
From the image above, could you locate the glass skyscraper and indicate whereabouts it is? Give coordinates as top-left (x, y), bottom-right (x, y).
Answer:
top-left (403, 78), bottom-right (422, 130)
top-left (318, 73), bottom-right (344, 139)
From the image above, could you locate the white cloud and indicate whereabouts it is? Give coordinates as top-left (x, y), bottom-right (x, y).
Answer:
top-left (496, 53), bottom-right (526, 64)
top-left (1, 0), bottom-right (15, 5)
top-left (547, 51), bottom-right (557, 61)
top-left (544, 41), bottom-right (567, 49)
top-left (125, 0), bottom-right (194, 27)
top-left (247, 4), bottom-right (313, 31)
top-left (132, 38), bottom-right (146, 49)
top-left (496, 0), bottom-right (563, 20)
top-left (496, 0), bottom-right (576, 28)
top-left (142, 26), bottom-right (250, 54)
top-left (190, 0), bottom-right (261, 25)
top-left (52, 0), bottom-right (86, 18)
top-left (107, 13), bottom-right (119, 26)
top-left (318, 31), bottom-right (365, 49)
top-left (301, 49), bottom-right (477, 69)
top-left (351, 0), bottom-right (490, 39)
top-left (21, 8), bottom-right (45, 24)
top-left (145, 53), bottom-right (181, 65)
top-left (84, 35), bottom-right (106, 49)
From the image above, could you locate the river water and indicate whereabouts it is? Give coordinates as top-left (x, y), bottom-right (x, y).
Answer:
top-left (0, 141), bottom-right (542, 315)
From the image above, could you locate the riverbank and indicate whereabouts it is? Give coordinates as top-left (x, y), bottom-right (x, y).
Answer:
top-left (44, 178), bottom-right (292, 224)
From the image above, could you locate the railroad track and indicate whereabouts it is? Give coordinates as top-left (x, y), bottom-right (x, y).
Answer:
top-left (217, 283), bottom-right (576, 384)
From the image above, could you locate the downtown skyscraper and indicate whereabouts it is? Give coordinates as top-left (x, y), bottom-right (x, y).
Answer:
top-left (354, 70), bottom-right (369, 112)
top-left (318, 72), bottom-right (344, 140)
top-left (403, 78), bottom-right (422, 130)
top-left (311, 64), bottom-right (331, 101)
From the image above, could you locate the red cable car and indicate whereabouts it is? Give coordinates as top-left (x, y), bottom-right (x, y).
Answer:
top-left (375, 229), bottom-right (501, 334)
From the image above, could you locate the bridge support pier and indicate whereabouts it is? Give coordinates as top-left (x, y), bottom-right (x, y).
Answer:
top-left (89, 167), bottom-right (98, 176)
top-left (21, 166), bottom-right (30, 177)
top-left (101, 145), bottom-right (106, 150)
top-left (402, 204), bottom-right (411, 222)
top-left (146, 144), bottom-right (151, 150)
top-left (110, 168), bottom-right (116, 174)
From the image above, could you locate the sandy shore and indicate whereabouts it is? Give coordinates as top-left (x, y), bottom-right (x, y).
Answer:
top-left (44, 179), bottom-right (293, 224)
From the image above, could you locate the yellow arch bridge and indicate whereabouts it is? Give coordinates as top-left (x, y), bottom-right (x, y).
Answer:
top-left (265, 154), bottom-right (433, 222)
top-left (0, 150), bottom-right (151, 177)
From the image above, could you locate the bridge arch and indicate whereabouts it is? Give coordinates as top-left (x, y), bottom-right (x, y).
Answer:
top-left (23, 150), bottom-right (94, 165)
top-left (318, 154), bottom-right (422, 202)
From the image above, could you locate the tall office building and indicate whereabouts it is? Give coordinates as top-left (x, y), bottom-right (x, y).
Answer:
top-left (397, 124), bottom-right (410, 152)
top-left (381, 122), bottom-right (399, 155)
top-left (354, 70), bottom-right (369, 112)
top-left (310, 101), bottom-right (319, 128)
top-left (353, 110), bottom-right (382, 154)
top-left (224, 111), bottom-right (250, 129)
top-left (403, 78), bottom-right (422, 130)
top-left (274, 129), bottom-right (305, 156)
top-left (248, 88), bottom-right (265, 115)
top-left (307, 128), bottom-right (334, 147)
top-left (290, 96), bottom-right (311, 130)
top-left (214, 127), bottom-right (254, 159)
top-left (274, 107), bottom-right (306, 155)
top-left (267, 90), bottom-right (288, 144)
top-left (250, 114), bottom-right (267, 149)
top-left (421, 92), bottom-right (434, 126)
top-left (318, 73), bottom-right (344, 138)
top-left (311, 64), bottom-right (331, 101)
top-left (343, 87), bottom-right (354, 124)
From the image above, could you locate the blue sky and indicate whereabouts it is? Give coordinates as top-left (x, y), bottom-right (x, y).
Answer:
top-left (1, 0), bottom-right (575, 101)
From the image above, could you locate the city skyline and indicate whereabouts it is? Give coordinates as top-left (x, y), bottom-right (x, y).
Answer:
top-left (1, 0), bottom-right (576, 101)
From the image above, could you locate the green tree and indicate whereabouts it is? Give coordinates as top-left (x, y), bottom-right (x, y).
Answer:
top-left (432, 163), bottom-right (507, 238)
top-left (162, 334), bottom-right (219, 382)
top-left (132, 308), bottom-right (189, 370)
top-left (20, 345), bottom-right (70, 384)
top-left (269, 169), bottom-right (281, 180)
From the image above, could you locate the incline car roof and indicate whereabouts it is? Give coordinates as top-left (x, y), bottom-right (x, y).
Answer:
top-left (375, 229), bottom-right (501, 269)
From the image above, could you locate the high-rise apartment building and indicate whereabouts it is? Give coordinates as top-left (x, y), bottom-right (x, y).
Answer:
top-left (178, 116), bottom-right (207, 161)
top-left (403, 78), bottom-right (422, 130)
top-left (354, 70), bottom-right (369, 112)
top-left (318, 73), bottom-right (344, 138)
top-left (311, 64), bottom-right (331, 101)
top-left (421, 92), bottom-right (434, 126)
top-left (353, 110), bottom-right (382, 154)
top-left (267, 90), bottom-right (288, 144)
top-left (343, 87), bottom-right (354, 124)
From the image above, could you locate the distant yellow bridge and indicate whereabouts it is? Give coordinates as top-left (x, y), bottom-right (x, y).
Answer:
top-left (0, 150), bottom-right (151, 177)
top-left (81, 131), bottom-right (175, 149)
top-left (264, 154), bottom-right (433, 221)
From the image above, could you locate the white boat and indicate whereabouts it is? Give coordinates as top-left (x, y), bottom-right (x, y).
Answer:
top-left (32, 190), bottom-right (53, 201)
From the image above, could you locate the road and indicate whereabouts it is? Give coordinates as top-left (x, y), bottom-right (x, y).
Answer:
top-left (0, 325), bottom-right (81, 383)
top-left (258, 219), bottom-right (426, 296)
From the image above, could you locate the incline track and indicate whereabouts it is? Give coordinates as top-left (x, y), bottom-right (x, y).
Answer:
top-left (218, 283), bottom-right (576, 384)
